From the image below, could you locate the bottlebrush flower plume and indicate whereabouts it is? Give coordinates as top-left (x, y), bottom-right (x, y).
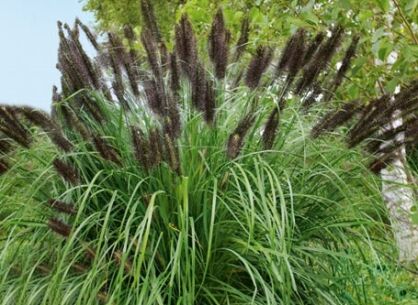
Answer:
top-left (175, 14), bottom-right (198, 79)
top-left (302, 32), bottom-right (325, 66)
top-left (262, 108), bottom-right (280, 150)
top-left (227, 114), bottom-right (256, 159)
top-left (131, 126), bottom-right (150, 170)
top-left (52, 158), bottom-right (80, 185)
top-left (245, 46), bottom-right (274, 89)
top-left (333, 35), bottom-right (359, 91)
top-left (233, 16), bottom-right (250, 62)
top-left (296, 25), bottom-right (343, 94)
top-left (311, 100), bottom-right (361, 138)
top-left (47, 199), bottom-right (77, 215)
top-left (48, 218), bottom-right (72, 237)
top-left (208, 8), bottom-right (231, 79)
top-left (75, 18), bottom-right (100, 51)
top-left (92, 135), bottom-right (122, 166)
top-left (18, 106), bottom-right (74, 153)
top-left (0, 159), bottom-right (9, 175)
top-left (140, 0), bottom-right (161, 43)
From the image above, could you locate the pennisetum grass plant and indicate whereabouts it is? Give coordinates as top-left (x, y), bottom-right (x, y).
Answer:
top-left (0, 1), bottom-right (417, 304)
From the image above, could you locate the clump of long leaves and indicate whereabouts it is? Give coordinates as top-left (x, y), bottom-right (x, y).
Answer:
top-left (0, 2), bottom-right (417, 304)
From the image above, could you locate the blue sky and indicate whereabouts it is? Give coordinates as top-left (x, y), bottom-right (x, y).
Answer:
top-left (0, 1), bottom-right (93, 111)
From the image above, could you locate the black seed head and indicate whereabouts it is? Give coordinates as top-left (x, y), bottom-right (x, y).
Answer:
top-left (140, 0), bottom-right (161, 43)
top-left (369, 153), bottom-right (395, 174)
top-left (208, 8), bottom-right (231, 79)
top-left (0, 106), bottom-right (32, 148)
top-left (227, 114), bottom-right (255, 159)
top-left (92, 135), bottom-right (122, 166)
top-left (204, 79), bottom-right (216, 124)
top-left (333, 35), bottom-right (360, 91)
top-left (311, 100), bottom-right (361, 138)
top-left (18, 106), bottom-right (74, 152)
top-left (0, 159), bottom-right (9, 175)
top-left (191, 63), bottom-right (207, 111)
top-left (169, 52), bottom-right (181, 95)
top-left (76, 18), bottom-right (100, 51)
top-left (53, 158), bottom-right (80, 185)
top-left (277, 28), bottom-right (306, 76)
top-left (148, 128), bottom-right (164, 167)
top-left (175, 14), bottom-right (198, 79)
top-left (296, 25), bottom-right (344, 94)
top-left (262, 108), bottom-right (280, 150)
top-left (285, 28), bottom-right (307, 83)
top-left (141, 29), bottom-right (162, 80)
top-left (233, 16), bottom-right (250, 62)
top-left (131, 126), bottom-right (147, 169)
top-left (47, 199), bottom-right (77, 215)
top-left (48, 218), bottom-right (72, 237)
top-left (0, 137), bottom-right (12, 155)
top-left (302, 32), bottom-right (325, 66)
top-left (163, 132), bottom-right (181, 175)
top-left (245, 46), bottom-right (274, 89)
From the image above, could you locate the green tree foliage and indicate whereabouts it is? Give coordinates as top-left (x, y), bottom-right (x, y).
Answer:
top-left (82, 0), bottom-right (418, 99)
top-left (83, 0), bottom-right (182, 41)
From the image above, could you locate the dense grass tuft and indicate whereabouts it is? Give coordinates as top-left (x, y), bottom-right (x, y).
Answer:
top-left (0, 91), bottom-right (394, 304)
top-left (0, 3), bottom-right (417, 304)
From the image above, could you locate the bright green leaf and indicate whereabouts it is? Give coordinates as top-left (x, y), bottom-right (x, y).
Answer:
top-left (376, 0), bottom-right (390, 11)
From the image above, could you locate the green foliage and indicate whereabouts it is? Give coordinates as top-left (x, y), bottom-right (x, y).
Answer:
top-left (83, 0), bottom-right (180, 41)
top-left (82, 0), bottom-right (418, 98)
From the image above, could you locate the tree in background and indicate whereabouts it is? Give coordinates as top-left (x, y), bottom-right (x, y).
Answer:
top-left (82, 0), bottom-right (418, 98)
top-left (83, 0), bottom-right (181, 41)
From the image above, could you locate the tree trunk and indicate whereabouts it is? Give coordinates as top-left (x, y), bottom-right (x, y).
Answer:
top-left (378, 2), bottom-right (418, 262)
top-left (381, 114), bottom-right (418, 262)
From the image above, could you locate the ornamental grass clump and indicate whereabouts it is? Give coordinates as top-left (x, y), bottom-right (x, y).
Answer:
top-left (0, 2), bottom-right (417, 304)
